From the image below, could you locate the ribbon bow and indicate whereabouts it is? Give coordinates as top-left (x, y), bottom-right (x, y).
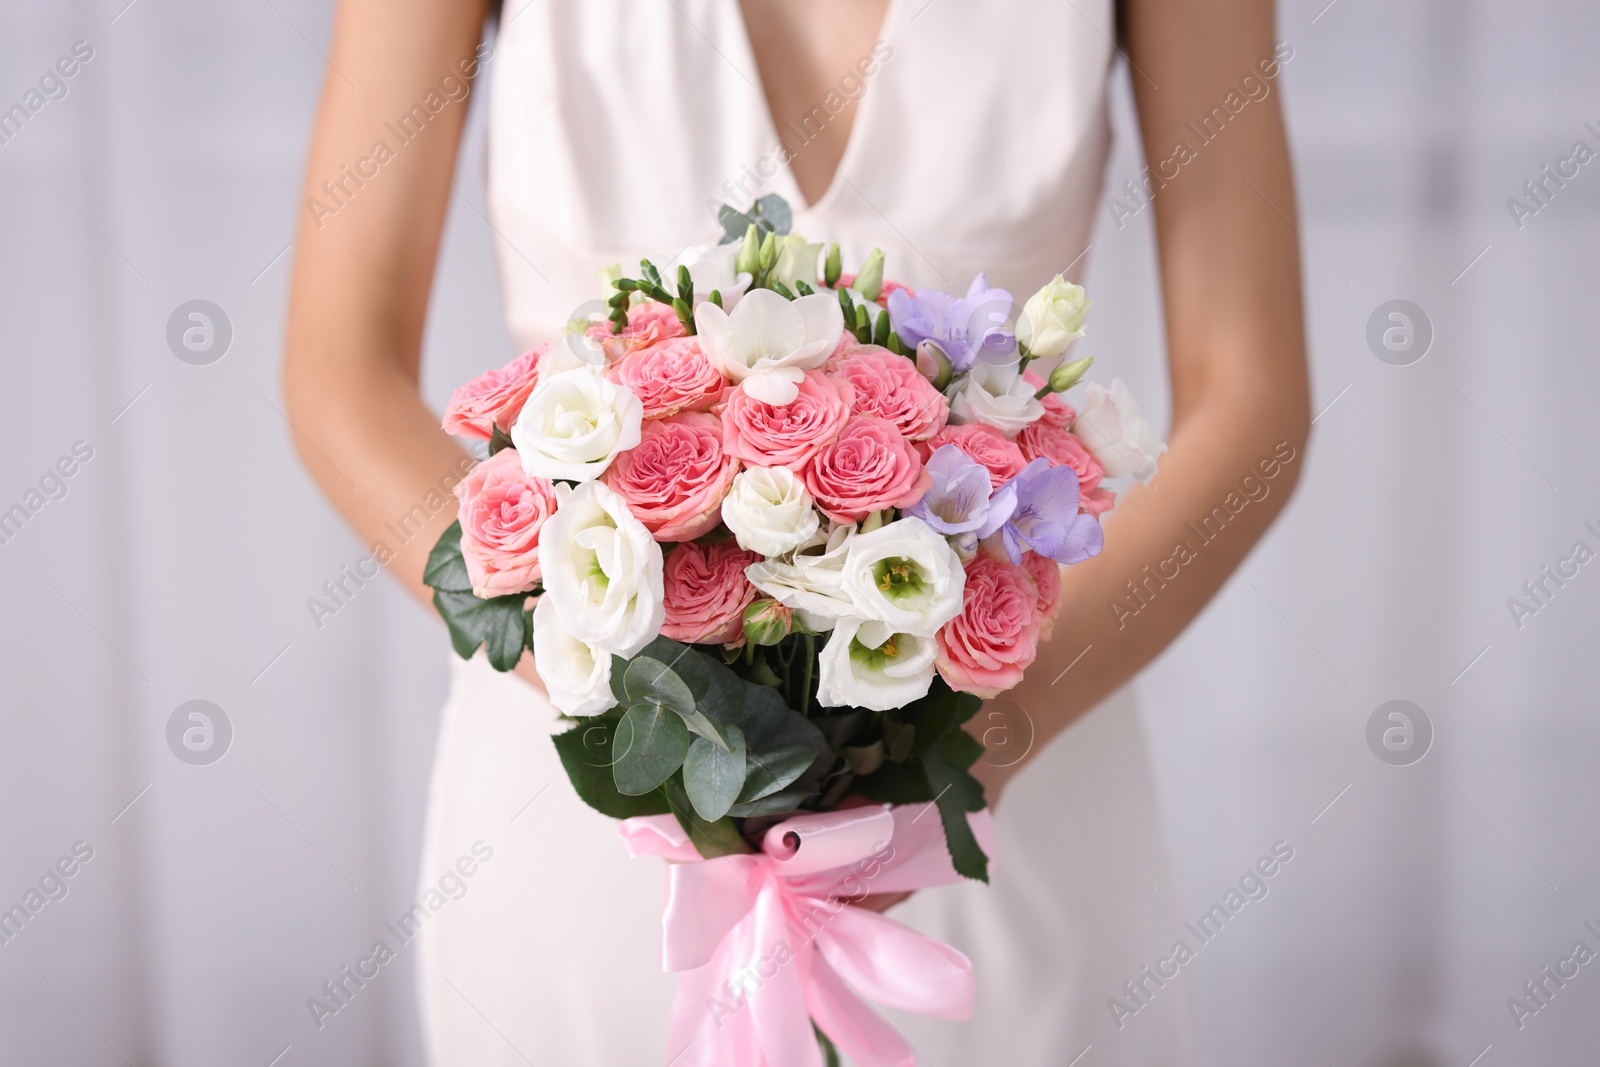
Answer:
top-left (619, 804), bottom-right (995, 1067)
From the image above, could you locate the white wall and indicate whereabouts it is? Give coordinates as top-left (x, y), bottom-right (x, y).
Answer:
top-left (0, 0), bottom-right (1595, 1064)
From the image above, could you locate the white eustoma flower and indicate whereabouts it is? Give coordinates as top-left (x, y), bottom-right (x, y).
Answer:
top-left (721, 466), bottom-right (821, 557)
top-left (512, 367), bottom-right (644, 482)
top-left (816, 618), bottom-right (938, 711)
top-left (537, 481), bottom-right (664, 656)
top-left (1072, 378), bottom-right (1164, 480)
top-left (531, 594), bottom-right (616, 716)
top-left (947, 357), bottom-right (1045, 435)
top-left (769, 234), bottom-right (825, 291)
top-left (1016, 274), bottom-right (1090, 359)
top-left (693, 288), bottom-right (843, 406)
top-left (744, 523), bottom-right (857, 632)
top-left (839, 517), bottom-right (965, 645)
top-left (672, 243), bottom-right (753, 310)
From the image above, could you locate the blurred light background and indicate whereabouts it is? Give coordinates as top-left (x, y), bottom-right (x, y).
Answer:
top-left (2, 0), bottom-right (1597, 1064)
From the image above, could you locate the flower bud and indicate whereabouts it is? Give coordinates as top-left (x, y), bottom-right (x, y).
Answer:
top-left (1048, 355), bottom-right (1094, 394)
top-left (914, 340), bottom-right (953, 390)
top-left (824, 243), bottom-right (842, 287)
top-left (1017, 274), bottom-right (1090, 358)
top-left (855, 247), bottom-right (885, 302)
top-left (741, 598), bottom-right (795, 646)
top-left (735, 224), bottom-right (761, 276)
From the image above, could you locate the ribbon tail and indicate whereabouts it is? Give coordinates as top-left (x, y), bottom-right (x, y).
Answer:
top-left (815, 906), bottom-right (975, 1019)
top-left (666, 923), bottom-right (765, 1067)
top-left (748, 882), bottom-right (824, 1067)
top-left (804, 953), bottom-right (918, 1067)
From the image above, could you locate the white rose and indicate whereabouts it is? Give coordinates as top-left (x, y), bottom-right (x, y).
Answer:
top-left (815, 618), bottom-right (937, 712)
top-left (511, 367), bottom-right (643, 482)
top-left (769, 234), bottom-right (825, 291)
top-left (839, 517), bottom-right (965, 644)
top-left (1016, 274), bottom-right (1089, 359)
top-left (531, 594), bottom-right (617, 716)
top-left (744, 523), bottom-right (857, 632)
top-left (1072, 378), bottom-right (1164, 480)
top-left (721, 466), bottom-right (821, 557)
top-left (948, 358), bottom-right (1045, 435)
top-left (537, 481), bottom-right (664, 656)
top-left (693, 288), bottom-right (843, 406)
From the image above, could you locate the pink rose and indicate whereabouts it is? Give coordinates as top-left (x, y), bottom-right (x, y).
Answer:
top-left (721, 370), bottom-right (853, 470)
top-left (831, 346), bottom-right (949, 441)
top-left (585, 302), bottom-right (687, 364)
top-left (1016, 420), bottom-right (1110, 513)
top-left (608, 336), bottom-right (726, 419)
top-left (802, 415), bottom-right (930, 523)
top-left (661, 541), bottom-right (761, 645)
top-left (918, 423), bottom-right (1027, 491)
top-left (454, 448), bottom-right (559, 598)
top-left (442, 346), bottom-right (545, 440)
top-left (1022, 368), bottom-right (1077, 429)
top-left (935, 555), bottom-right (1042, 698)
top-left (1081, 485), bottom-right (1116, 516)
top-left (1018, 550), bottom-right (1063, 640)
top-left (602, 412), bottom-right (739, 541)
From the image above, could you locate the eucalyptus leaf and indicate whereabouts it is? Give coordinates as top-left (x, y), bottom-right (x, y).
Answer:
top-left (623, 657), bottom-right (696, 717)
top-left (663, 777), bottom-right (753, 858)
top-left (613, 703), bottom-right (691, 796)
top-left (728, 784), bottom-right (813, 818)
top-left (683, 725), bottom-right (747, 821)
top-left (552, 715), bottom-right (671, 818)
top-left (754, 193), bottom-right (792, 235)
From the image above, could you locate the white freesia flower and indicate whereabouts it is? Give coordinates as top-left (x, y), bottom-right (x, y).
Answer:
top-left (1072, 378), bottom-right (1164, 480)
top-left (816, 618), bottom-right (937, 711)
top-left (769, 234), bottom-right (825, 291)
top-left (948, 357), bottom-right (1045, 435)
top-left (671, 243), bottom-right (753, 310)
top-left (693, 288), bottom-right (843, 405)
top-left (744, 523), bottom-right (857, 632)
top-left (537, 481), bottom-right (664, 656)
top-left (839, 517), bottom-right (965, 644)
top-left (721, 466), bottom-right (821, 557)
top-left (512, 367), bottom-right (643, 482)
top-left (531, 594), bottom-right (616, 716)
top-left (1016, 274), bottom-right (1089, 358)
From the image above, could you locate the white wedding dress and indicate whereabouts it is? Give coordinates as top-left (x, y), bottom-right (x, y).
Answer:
top-left (415, 1), bottom-right (1200, 1063)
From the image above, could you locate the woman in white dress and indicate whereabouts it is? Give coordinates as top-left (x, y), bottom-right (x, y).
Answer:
top-left (284, 0), bottom-right (1308, 1063)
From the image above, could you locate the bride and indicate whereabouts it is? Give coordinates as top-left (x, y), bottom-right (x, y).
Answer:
top-left (284, 0), bottom-right (1308, 1062)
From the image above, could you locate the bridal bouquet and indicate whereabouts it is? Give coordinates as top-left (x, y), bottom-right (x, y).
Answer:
top-left (426, 195), bottom-right (1161, 1066)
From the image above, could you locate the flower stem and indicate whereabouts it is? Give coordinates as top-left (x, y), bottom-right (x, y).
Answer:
top-left (801, 634), bottom-right (815, 716)
top-left (814, 1024), bottom-right (840, 1067)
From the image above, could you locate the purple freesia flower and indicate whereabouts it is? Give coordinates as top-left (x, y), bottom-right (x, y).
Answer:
top-left (992, 458), bottom-right (1104, 565)
top-left (887, 273), bottom-right (1017, 373)
top-left (906, 445), bottom-right (1015, 536)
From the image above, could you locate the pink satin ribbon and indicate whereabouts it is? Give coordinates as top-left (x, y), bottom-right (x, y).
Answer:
top-left (619, 804), bottom-right (995, 1067)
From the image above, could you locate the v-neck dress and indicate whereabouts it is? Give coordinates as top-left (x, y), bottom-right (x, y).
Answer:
top-left (413, 2), bottom-right (1201, 1063)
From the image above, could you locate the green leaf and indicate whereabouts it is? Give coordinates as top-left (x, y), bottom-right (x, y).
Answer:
top-left (718, 205), bottom-right (755, 244)
top-left (663, 777), bottom-right (753, 857)
top-left (883, 718), bottom-right (916, 763)
top-left (422, 521), bottom-right (471, 593)
top-left (753, 193), bottom-right (792, 236)
top-left (488, 424), bottom-right (514, 456)
top-left (938, 726), bottom-right (985, 770)
top-left (854, 760), bottom-right (932, 805)
top-left (920, 746), bottom-right (989, 882)
top-left (728, 784), bottom-right (812, 818)
top-left (844, 741), bottom-right (886, 776)
top-left (613, 703), bottom-right (691, 795)
top-left (623, 657), bottom-right (696, 717)
top-left (683, 725), bottom-right (747, 821)
top-left (431, 588), bottom-right (529, 670)
top-left (731, 682), bottom-right (829, 804)
top-left (552, 715), bottom-right (671, 818)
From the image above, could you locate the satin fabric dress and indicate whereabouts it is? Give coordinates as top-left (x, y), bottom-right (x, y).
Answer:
top-left (415, 1), bottom-right (1200, 1062)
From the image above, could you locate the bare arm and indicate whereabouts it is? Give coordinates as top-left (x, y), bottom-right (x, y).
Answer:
top-left (282, 0), bottom-right (489, 607)
top-left (976, 0), bottom-right (1310, 795)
